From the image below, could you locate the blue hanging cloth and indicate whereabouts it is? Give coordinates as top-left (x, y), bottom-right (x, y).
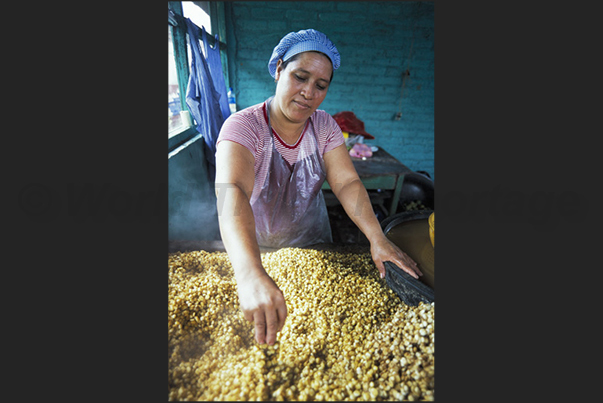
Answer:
top-left (202, 26), bottom-right (230, 122)
top-left (184, 18), bottom-right (224, 181)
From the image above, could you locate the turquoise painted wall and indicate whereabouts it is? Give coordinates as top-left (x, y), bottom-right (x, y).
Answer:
top-left (225, 1), bottom-right (434, 179)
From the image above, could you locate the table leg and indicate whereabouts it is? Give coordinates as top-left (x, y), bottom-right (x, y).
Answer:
top-left (388, 174), bottom-right (405, 217)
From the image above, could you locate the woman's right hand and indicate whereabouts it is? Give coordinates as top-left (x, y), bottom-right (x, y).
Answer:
top-left (236, 271), bottom-right (287, 345)
top-left (215, 140), bottom-right (287, 345)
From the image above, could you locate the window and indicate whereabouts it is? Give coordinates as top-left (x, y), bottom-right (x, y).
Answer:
top-left (168, 25), bottom-right (185, 135)
top-left (182, 1), bottom-right (212, 34)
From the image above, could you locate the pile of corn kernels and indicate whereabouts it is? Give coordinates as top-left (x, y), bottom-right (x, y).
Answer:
top-left (168, 247), bottom-right (434, 401)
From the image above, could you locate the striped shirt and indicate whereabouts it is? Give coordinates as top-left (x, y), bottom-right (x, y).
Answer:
top-left (216, 100), bottom-right (345, 199)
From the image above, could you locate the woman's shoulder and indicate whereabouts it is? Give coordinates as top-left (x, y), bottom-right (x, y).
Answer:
top-left (224, 101), bottom-right (266, 127)
top-left (218, 101), bottom-right (270, 153)
top-left (220, 101), bottom-right (269, 138)
top-left (312, 108), bottom-right (336, 123)
top-left (311, 109), bottom-right (342, 136)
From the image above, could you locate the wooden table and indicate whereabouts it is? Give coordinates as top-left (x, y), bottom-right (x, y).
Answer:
top-left (322, 147), bottom-right (413, 217)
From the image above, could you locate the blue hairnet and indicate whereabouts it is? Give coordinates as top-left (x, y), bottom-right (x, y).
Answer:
top-left (268, 29), bottom-right (340, 78)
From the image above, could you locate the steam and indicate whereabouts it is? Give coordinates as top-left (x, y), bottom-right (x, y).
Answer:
top-left (169, 138), bottom-right (220, 241)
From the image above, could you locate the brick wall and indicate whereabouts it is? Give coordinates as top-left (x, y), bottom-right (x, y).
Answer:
top-left (226, 1), bottom-right (434, 179)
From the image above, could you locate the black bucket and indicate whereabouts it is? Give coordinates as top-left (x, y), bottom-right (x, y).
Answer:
top-left (399, 172), bottom-right (434, 210)
top-left (381, 209), bottom-right (434, 291)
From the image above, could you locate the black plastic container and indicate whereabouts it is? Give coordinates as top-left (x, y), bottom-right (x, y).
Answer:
top-left (381, 209), bottom-right (435, 305)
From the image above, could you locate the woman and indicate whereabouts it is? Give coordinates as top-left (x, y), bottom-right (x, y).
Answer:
top-left (215, 29), bottom-right (422, 346)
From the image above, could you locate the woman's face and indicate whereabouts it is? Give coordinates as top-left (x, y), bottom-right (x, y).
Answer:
top-left (274, 51), bottom-right (333, 124)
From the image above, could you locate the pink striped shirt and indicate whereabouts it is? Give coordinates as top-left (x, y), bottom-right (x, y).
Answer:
top-left (216, 100), bottom-right (345, 199)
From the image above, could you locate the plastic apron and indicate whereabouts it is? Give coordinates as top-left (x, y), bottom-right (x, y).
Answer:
top-left (250, 99), bottom-right (333, 248)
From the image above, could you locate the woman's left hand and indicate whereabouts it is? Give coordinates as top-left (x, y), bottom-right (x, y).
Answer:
top-left (370, 234), bottom-right (423, 279)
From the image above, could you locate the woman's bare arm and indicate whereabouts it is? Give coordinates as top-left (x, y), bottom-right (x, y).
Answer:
top-left (215, 140), bottom-right (287, 345)
top-left (324, 144), bottom-right (422, 279)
